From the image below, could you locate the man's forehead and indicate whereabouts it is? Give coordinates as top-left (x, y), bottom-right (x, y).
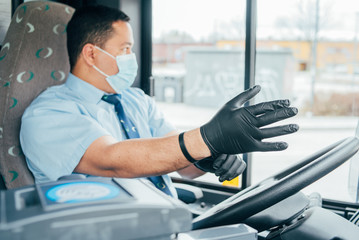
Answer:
top-left (110, 21), bottom-right (133, 43)
top-left (112, 20), bottom-right (132, 32)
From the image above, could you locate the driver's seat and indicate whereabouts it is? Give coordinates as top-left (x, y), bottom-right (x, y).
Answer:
top-left (0, 1), bottom-right (74, 189)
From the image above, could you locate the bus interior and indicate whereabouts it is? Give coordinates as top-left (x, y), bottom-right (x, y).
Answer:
top-left (1, 0), bottom-right (359, 239)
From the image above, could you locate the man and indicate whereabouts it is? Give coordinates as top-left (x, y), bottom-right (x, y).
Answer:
top-left (20, 6), bottom-right (298, 197)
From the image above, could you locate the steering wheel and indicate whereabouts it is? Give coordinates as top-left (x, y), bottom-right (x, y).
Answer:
top-left (192, 136), bottom-right (359, 230)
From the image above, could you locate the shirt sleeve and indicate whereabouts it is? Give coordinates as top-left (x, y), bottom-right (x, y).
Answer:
top-left (145, 93), bottom-right (176, 137)
top-left (20, 102), bottom-right (110, 182)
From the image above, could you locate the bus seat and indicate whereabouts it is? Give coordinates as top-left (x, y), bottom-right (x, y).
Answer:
top-left (0, 1), bottom-right (74, 189)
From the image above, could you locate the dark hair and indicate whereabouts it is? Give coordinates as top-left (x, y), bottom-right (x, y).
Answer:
top-left (66, 5), bottom-right (130, 69)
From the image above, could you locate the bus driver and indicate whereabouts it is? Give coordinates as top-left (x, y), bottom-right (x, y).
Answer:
top-left (20, 5), bottom-right (299, 197)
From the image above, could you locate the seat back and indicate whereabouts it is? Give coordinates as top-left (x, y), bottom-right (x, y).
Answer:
top-left (0, 1), bottom-right (74, 189)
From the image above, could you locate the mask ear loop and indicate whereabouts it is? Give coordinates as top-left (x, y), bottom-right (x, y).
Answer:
top-left (93, 46), bottom-right (116, 77)
top-left (93, 64), bottom-right (110, 77)
top-left (94, 45), bottom-right (116, 59)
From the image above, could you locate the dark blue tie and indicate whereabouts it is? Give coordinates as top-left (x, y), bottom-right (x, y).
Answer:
top-left (102, 94), bottom-right (173, 196)
top-left (102, 94), bottom-right (140, 139)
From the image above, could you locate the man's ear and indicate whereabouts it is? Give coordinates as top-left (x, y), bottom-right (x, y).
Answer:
top-left (81, 43), bottom-right (96, 66)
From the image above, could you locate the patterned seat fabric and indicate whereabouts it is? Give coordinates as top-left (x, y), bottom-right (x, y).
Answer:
top-left (0, 1), bottom-right (74, 189)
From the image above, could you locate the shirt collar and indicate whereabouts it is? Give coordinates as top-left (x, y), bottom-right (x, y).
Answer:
top-left (65, 73), bottom-right (106, 104)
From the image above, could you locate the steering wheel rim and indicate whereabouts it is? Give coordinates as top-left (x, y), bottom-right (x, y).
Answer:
top-left (192, 136), bottom-right (359, 230)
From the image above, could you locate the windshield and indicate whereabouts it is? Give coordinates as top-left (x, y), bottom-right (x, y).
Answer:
top-left (152, 0), bottom-right (359, 203)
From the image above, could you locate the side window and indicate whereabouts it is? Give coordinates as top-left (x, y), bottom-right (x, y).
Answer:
top-left (0, 0), bottom-right (11, 45)
top-left (152, 0), bottom-right (247, 186)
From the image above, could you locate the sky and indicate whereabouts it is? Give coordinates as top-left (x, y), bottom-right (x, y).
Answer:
top-left (153, 0), bottom-right (359, 41)
top-left (3, 0), bottom-right (359, 43)
top-left (153, 0), bottom-right (246, 40)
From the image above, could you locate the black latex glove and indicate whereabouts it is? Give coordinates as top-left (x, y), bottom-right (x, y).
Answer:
top-left (194, 154), bottom-right (246, 182)
top-left (200, 85), bottom-right (299, 155)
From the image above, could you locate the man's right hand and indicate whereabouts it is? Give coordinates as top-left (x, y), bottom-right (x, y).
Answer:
top-left (194, 154), bottom-right (246, 182)
top-left (200, 85), bottom-right (299, 156)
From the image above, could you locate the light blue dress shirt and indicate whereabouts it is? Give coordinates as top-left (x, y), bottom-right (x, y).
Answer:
top-left (20, 73), bottom-right (177, 196)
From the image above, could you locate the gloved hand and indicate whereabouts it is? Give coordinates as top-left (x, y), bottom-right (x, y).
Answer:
top-left (200, 85), bottom-right (299, 155)
top-left (194, 154), bottom-right (246, 182)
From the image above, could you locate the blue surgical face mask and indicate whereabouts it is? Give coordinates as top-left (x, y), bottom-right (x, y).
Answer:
top-left (93, 46), bottom-right (138, 93)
